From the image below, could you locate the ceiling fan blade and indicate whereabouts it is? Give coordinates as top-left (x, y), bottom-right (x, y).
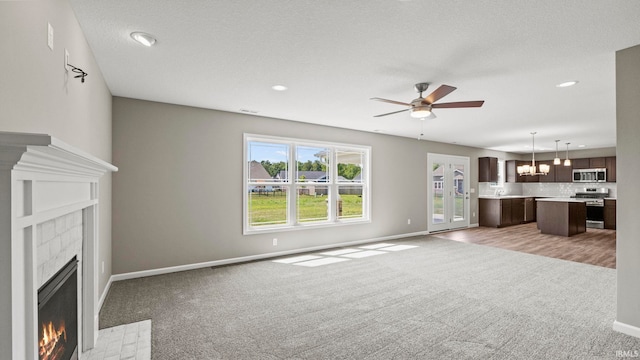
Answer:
top-left (373, 108), bottom-right (410, 117)
top-left (431, 100), bottom-right (485, 108)
top-left (424, 85), bottom-right (457, 104)
top-left (370, 97), bottom-right (412, 106)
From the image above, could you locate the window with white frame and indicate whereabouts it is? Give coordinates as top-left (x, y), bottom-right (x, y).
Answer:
top-left (489, 159), bottom-right (505, 188)
top-left (244, 134), bottom-right (370, 234)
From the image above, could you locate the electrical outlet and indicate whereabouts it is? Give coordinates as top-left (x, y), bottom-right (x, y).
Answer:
top-left (64, 49), bottom-right (69, 70)
top-left (273, 238), bottom-right (278, 246)
top-left (473, 212), bottom-right (476, 217)
top-left (407, 218), bottom-right (411, 225)
top-left (47, 22), bottom-right (54, 50)
top-left (101, 261), bottom-right (105, 274)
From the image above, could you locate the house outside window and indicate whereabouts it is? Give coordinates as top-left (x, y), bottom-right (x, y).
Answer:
top-left (244, 134), bottom-right (370, 234)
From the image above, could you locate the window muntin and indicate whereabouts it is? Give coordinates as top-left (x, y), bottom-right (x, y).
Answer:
top-left (244, 135), bottom-right (370, 233)
top-left (489, 160), bottom-right (505, 188)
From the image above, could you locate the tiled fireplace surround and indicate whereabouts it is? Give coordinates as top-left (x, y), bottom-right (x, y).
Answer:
top-left (0, 132), bottom-right (116, 360)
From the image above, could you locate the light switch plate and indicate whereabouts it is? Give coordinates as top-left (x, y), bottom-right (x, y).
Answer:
top-left (47, 22), bottom-right (54, 50)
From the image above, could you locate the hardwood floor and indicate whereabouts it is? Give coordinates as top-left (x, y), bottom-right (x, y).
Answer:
top-left (431, 222), bottom-right (616, 269)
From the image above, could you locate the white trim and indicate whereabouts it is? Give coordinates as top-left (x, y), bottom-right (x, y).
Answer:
top-left (613, 320), bottom-right (640, 339)
top-left (0, 132), bottom-right (116, 359)
top-left (98, 275), bottom-right (114, 312)
top-left (427, 153), bottom-right (471, 232)
top-left (111, 231), bottom-right (429, 282)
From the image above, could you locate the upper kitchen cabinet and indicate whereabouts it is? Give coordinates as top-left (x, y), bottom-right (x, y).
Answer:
top-left (555, 164), bottom-right (573, 182)
top-left (478, 157), bottom-right (498, 182)
top-left (590, 157), bottom-right (606, 168)
top-left (538, 160), bottom-right (555, 183)
top-left (506, 156), bottom-right (615, 183)
top-left (606, 157), bottom-right (616, 182)
top-left (572, 158), bottom-right (590, 169)
top-left (505, 160), bottom-right (539, 182)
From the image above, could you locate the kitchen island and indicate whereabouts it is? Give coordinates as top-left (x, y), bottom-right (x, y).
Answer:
top-left (536, 198), bottom-right (587, 237)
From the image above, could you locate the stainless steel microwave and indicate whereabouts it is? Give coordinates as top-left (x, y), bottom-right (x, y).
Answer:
top-left (572, 168), bottom-right (607, 183)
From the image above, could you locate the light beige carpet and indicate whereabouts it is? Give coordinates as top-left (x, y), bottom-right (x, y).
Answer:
top-left (100, 236), bottom-right (640, 359)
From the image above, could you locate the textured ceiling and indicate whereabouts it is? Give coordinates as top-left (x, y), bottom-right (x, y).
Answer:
top-left (69, 0), bottom-right (640, 153)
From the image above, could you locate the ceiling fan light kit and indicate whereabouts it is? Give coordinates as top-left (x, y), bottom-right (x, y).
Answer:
top-left (410, 105), bottom-right (432, 118)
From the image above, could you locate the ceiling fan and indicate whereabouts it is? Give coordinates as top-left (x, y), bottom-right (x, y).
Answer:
top-left (371, 83), bottom-right (484, 119)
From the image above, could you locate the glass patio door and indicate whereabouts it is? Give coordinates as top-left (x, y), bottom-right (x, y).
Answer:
top-left (427, 153), bottom-right (470, 232)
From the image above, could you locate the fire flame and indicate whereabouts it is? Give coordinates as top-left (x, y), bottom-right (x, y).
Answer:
top-left (39, 321), bottom-right (66, 360)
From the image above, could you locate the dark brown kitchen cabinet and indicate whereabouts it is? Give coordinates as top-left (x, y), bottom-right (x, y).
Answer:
top-left (604, 199), bottom-right (616, 230)
top-left (507, 156), bottom-right (614, 183)
top-left (479, 157), bottom-right (498, 182)
top-left (479, 198), bottom-right (513, 227)
top-left (500, 198), bottom-right (513, 226)
top-left (511, 198), bottom-right (525, 224)
top-left (524, 197), bottom-right (536, 222)
top-left (515, 160), bottom-right (540, 182)
top-left (479, 197), bottom-right (534, 228)
top-left (505, 160), bottom-right (518, 183)
top-left (505, 160), bottom-right (554, 183)
top-left (571, 158), bottom-right (590, 169)
top-left (538, 160), bottom-right (555, 182)
top-left (606, 157), bottom-right (616, 182)
top-left (479, 198), bottom-right (503, 227)
top-left (554, 163), bottom-right (573, 182)
top-left (590, 157), bottom-right (606, 168)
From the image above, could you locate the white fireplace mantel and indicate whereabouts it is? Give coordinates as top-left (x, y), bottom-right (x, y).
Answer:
top-left (0, 131), bottom-right (117, 360)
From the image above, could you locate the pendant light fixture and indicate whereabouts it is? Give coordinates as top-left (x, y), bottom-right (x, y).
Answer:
top-left (517, 132), bottom-right (549, 176)
top-left (553, 140), bottom-right (561, 165)
top-left (564, 142), bottom-right (571, 166)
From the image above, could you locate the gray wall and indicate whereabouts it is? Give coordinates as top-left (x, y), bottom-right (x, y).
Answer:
top-left (0, 0), bottom-right (113, 295)
top-left (616, 45), bottom-right (640, 329)
top-left (112, 97), bottom-right (515, 274)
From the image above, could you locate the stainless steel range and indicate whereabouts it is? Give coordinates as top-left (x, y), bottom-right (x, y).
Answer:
top-left (574, 188), bottom-right (609, 229)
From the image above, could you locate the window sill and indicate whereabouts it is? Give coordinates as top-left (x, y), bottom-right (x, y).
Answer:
top-left (243, 218), bottom-right (371, 235)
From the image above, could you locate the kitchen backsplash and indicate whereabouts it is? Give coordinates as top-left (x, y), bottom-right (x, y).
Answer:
top-left (522, 182), bottom-right (617, 198)
top-left (478, 182), bottom-right (617, 198)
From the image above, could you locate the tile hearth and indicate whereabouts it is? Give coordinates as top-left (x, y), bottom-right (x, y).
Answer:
top-left (83, 320), bottom-right (151, 360)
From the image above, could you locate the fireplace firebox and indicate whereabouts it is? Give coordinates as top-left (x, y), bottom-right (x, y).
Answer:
top-left (37, 257), bottom-right (78, 360)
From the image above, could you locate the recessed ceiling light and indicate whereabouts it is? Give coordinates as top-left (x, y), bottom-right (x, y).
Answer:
top-left (578, 144), bottom-right (586, 148)
top-left (130, 32), bottom-right (156, 47)
top-left (272, 85), bottom-right (288, 91)
top-left (556, 81), bottom-right (578, 88)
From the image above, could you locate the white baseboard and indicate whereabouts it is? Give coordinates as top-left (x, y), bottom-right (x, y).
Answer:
top-left (469, 223), bottom-right (479, 228)
top-left (613, 320), bottom-right (640, 339)
top-left (111, 231), bottom-right (430, 282)
top-left (98, 275), bottom-right (114, 311)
